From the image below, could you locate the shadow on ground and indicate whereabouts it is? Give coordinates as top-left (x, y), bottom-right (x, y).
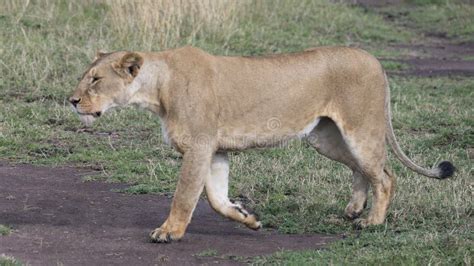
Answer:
top-left (0, 162), bottom-right (337, 265)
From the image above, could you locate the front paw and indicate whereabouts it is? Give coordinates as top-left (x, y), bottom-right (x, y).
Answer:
top-left (244, 214), bottom-right (262, 230)
top-left (232, 201), bottom-right (262, 230)
top-left (353, 218), bottom-right (369, 230)
top-left (149, 225), bottom-right (184, 243)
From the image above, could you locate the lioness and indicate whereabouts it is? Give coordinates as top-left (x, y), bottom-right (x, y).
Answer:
top-left (70, 46), bottom-right (454, 243)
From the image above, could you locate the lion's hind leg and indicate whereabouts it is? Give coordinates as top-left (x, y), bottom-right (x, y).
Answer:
top-left (345, 171), bottom-right (370, 220)
top-left (205, 153), bottom-right (261, 230)
top-left (344, 132), bottom-right (396, 228)
top-left (308, 117), bottom-right (369, 219)
top-left (354, 166), bottom-right (396, 228)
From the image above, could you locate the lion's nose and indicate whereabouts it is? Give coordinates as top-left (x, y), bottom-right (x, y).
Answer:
top-left (69, 97), bottom-right (81, 107)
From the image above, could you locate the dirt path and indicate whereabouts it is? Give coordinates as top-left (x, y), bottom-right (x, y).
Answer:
top-left (391, 42), bottom-right (474, 76)
top-left (0, 162), bottom-right (337, 265)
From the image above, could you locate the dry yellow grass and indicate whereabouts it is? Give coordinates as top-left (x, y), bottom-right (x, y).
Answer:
top-left (106, 0), bottom-right (244, 50)
top-left (3, 0), bottom-right (246, 51)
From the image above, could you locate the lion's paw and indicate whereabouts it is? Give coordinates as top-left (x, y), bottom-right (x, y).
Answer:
top-left (344, 201), bottom-right (367, 220)
top-left (149, 227), bottom-right (183, 243)
top-left (353, 217), bottom-right (384, 230)
top-left (353, 218), bottom-right (370, 230)
top-left (244, 213), bottom-right (262, 231)
top-left (232, 201), bottom-right (262, 230)
top-left (344, 207), bottom-right (363, 220)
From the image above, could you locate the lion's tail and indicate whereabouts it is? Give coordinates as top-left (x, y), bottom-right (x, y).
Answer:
top-left (383, 72), bottom-right (455, 179)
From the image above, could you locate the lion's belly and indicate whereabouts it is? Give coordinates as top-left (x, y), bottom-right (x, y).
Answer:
top-left (217, 117), bottom-right (320, 150)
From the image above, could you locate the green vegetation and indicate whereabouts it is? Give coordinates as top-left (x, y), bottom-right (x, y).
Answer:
top-left (380, 60), bottom-right (409, 72)
top-left (0, 0), bottom-right (472, 264)
top-left (379, 1), bottom-right (474, 41)
top-left (195, 249), bottom-right (219, 257)
top-left (0, 225), bottom-right (11, 236)
top-left (0, 255), bottom-right (21, 266)
top-left (408, 4), bottom-right (474, 41)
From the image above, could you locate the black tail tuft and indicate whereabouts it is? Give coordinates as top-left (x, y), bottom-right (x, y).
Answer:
top-left (438, 161), bottom-right (455, 179)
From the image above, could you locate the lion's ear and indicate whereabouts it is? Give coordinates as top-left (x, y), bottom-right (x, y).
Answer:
top-left (94, 50), bottom-right (108, 61)
top-left (114, 52), bottom-right (144, 78)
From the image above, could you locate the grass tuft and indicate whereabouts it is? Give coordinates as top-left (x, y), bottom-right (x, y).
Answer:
top-left (195, 249), bottom-right (219, 257)
top-left (0, 254), bottom-right (21, 266)
top-left (0, 225), bottom-right (11, 236)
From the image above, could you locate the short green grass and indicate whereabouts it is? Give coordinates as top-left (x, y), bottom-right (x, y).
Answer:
top-left (378, 1), bottom-right (474, 41)
top-left (195, 249), bottom-right (219, 258)
top-left (0, 225), bottom-right (11, 236)
top-left (0, 0), bottom-right (472, 265)
top-left (381, 60), bottom-right (409, 72)
top-left (0, 255), bottom-right (21, 266)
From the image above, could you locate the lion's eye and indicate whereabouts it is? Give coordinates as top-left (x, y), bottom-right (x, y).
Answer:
top-left (91, 76), bottom-right (102, 83)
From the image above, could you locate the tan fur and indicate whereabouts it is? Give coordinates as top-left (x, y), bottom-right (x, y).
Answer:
top-left (70, 46), bottom-right (449, 242)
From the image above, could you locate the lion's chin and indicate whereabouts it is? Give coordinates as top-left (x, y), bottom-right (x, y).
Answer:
top-left (79, 114), bottom-right (96, 127)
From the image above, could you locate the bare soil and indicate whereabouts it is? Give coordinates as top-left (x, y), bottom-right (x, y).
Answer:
top-left (388, 41), bottom-right (474, 76)
top-left (0, 162), bottom-right (337, 265)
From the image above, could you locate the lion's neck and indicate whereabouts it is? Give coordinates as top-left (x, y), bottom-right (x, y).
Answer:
top-left (127, 59), bottom-right (169, 114)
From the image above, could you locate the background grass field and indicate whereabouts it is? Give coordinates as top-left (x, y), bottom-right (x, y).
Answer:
top-left (1, 0), bottom-right (473, 264)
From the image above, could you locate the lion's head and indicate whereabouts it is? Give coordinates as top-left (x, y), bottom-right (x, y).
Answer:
top-left (69, 51), bottom-right (144, 126)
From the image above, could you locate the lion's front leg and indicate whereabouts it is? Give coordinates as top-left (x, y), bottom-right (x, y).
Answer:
top-left (150, 148), bottom-right (213, 243)
top-left (205, 152), bottom-right (261, 230)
